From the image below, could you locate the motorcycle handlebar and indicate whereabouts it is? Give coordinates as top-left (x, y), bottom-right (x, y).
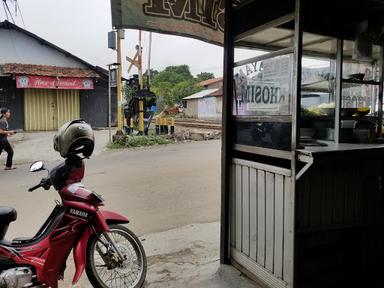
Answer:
top-left (28, 183), bottom-right (41, 192)
top-left (28, 178), bottom-right (51, 192)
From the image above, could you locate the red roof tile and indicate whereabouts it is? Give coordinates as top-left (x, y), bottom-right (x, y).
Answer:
top-left (2, 63), bottom-right (99, 78)
top-left (198, 77), bottom-right (223, 87)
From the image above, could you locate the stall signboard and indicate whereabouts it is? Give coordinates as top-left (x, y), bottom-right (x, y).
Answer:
top-left (239, 80), bottom-right (283, 112)
top-left (110, 0), bottom-right (225, 45)
top-left (16, 75), bottom-right (94, 90)
top-left (234, 54), bottom-right (292, 116)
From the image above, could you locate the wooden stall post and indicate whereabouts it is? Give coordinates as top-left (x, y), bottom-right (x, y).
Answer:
top-left (220, 0), bottom-right (234, 264)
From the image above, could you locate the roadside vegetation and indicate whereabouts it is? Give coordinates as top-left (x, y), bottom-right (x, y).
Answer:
top-left (108, 135), bottom-right (171, 149)
top-left (124, 65), bottom-right (215, 110)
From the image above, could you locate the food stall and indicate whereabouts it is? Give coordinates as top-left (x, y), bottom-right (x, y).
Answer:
top-left (221, 0), bottom-right (384, 287)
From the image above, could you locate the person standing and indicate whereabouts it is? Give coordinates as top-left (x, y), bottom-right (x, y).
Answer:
top-left (0, 107), bottom-right (16, 170)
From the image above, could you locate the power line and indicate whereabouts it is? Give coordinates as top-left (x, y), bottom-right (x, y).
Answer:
top-left (15, 0), bottom-right (26, 28)
top-left (1, 0), bottom-right (25, 27)
top-left (3, 0), bottom-right (15, 23)
top-left (2, 1), bottom-right (10, 22)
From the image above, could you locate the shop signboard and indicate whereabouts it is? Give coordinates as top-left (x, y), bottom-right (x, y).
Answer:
top-left (110, 0), bottom-right (225, 45)
top-left (16, 75), bottom-right (94, 90)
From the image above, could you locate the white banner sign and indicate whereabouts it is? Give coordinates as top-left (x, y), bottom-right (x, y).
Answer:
top-left (240, 80), bottom-right (284, 112)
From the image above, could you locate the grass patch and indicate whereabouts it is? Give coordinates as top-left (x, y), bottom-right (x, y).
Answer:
top-left (108, 135), bottom-right (171, 149)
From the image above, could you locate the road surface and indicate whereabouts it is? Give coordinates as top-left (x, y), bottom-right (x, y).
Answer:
top-left (0, 140), bottom-right (221, 239)
top-left (0, 140), bottom-right (258, 288)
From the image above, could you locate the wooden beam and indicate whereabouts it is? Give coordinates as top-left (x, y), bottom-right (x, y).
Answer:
top-left (378, 46), bottom-right (384, 137)
top-left (334, 39), bottom-right (343, 143)
top-left (235, 13), bottom-right (294, 42)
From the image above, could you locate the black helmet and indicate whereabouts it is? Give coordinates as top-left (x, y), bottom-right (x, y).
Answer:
top-left (53, 120), bottom-right (95, 158)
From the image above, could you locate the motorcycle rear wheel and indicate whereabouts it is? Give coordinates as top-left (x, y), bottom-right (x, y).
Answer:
top-left (86, 224), bottom-right (147, 288)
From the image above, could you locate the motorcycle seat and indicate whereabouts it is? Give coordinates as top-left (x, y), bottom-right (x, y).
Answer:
top-left (0, 207), bottom-right (17, 224)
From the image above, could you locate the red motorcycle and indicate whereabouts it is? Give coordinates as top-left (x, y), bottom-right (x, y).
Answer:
top-left (0, 155), bottom-right (147, 288)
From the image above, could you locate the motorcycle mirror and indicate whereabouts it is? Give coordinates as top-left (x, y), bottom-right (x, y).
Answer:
top-left (30, 161), bottom-right (45, 172)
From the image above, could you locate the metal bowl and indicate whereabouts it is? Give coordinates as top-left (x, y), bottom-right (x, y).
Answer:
top-left (354, 108), bottom-right (370, 117)
top-left (300, 128), bottom-right (316, 138)
top-left (320, 108), bottom-right (335, 117)
top-left (341, 108), bottom-right (357, 117)
top-left (348, 73), bottom-right (365, 80)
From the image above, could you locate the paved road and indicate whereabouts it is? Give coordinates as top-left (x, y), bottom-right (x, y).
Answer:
top-left (0, 140), bottom-right (221, 239)
top-left (0, 140), bottom-right (259, 288)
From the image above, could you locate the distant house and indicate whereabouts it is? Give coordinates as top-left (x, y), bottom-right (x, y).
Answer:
top-left (0, 20), bottom-right (117, 130)
top-left (183, 77), bottom-right (223, 120)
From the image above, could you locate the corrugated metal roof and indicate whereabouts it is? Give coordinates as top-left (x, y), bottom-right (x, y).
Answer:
top-left (183, 88), bottom-right (219, 100)
top-left (3, 63), bottom-right (99, 78)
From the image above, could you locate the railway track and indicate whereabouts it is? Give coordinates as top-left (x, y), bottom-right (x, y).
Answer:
top-left (152, 118), bottom-right (222, 130)
top-left (175, 120), bottom-right (222, 130)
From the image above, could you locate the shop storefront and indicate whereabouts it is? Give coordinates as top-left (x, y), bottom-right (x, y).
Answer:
top-left (0, 21), bottom-right (117, 130)
top-left (16, 75), bottom-right (93, 131)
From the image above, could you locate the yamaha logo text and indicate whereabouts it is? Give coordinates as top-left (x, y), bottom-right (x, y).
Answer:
top-left (69, 208), bottom-right (89, 219)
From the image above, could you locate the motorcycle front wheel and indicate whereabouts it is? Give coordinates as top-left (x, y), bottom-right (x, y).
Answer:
top-left (86, 224), bottom-right (147, 288)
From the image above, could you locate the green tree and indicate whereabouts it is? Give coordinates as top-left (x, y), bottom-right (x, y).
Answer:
top-left (150, 65), bottom-right (212, 106)
top-left (122, 82), bottom-right (136, 103)
top-left (196, 72), bottom-right (215, 82)
top-left (143, 69), bottom-right (159, 89)
top-left (152, 65), bottom-right (194, 85)
top-left (171, 80), bottom-right (202, 104)
top-left (151, 81), bottom-right (173, 105)
top-left (143, 68), bottom-right (159, 79)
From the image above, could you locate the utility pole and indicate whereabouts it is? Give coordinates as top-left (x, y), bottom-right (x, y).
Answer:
top-left (116, 29), bottom-right (124, 133)
top-left (138, 30), bottom-right (145, 135)
top-left (107, 63), bottom-right (119, 142)
top-left (108, 66), bottom-right (112, 142)
top-left (125, 31), bottom-right (148, 135)
top-left (147, 32), bottom-right (152, 89)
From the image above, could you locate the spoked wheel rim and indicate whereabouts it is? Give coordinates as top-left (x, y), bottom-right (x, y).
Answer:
top-left (91, 228), bottom-right (145, 288)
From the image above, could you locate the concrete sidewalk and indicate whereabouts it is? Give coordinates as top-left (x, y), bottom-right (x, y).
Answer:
top-left (142, 222), bottom-right (259, 288)
top-left (2, 129), bottom-right (112, 165)
top-left (67, 222), bottom-right (259, 288)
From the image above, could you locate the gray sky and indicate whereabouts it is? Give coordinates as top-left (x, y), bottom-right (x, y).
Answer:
top-left (1, 0), bottom-right (326, 78)
top-left (0, 0), bottom-right (226, 77)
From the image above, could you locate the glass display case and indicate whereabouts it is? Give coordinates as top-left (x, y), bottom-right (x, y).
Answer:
top-left (233, 53), bottom-right (293, 150)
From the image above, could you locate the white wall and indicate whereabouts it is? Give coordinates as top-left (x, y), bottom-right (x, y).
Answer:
top-left (184, 99), bottom-right (198, 118)
top-left (197, 96), bottom-right (222, 119)
top-left (0, 29), bottom-right (87, 68)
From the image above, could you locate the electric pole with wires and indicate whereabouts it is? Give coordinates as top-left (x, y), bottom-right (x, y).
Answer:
top-left (1, 0), bottom-right (25, 27)
top-left (125, 30), bottom-right (156, 136)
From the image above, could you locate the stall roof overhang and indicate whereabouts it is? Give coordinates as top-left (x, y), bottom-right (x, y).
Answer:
top-left (233, 0), bottom-right (384, 55)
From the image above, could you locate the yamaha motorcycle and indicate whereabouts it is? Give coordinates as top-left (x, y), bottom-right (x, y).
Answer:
top-left (0, 156), bottom-right (146, 288)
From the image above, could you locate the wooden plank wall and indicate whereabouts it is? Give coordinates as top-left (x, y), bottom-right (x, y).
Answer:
top-left (296, 159), bottom-right (384, 232)
top-left (230, 158), bottom-right (293, 286)
top-left (295, 157), bottom-right (384, 287)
